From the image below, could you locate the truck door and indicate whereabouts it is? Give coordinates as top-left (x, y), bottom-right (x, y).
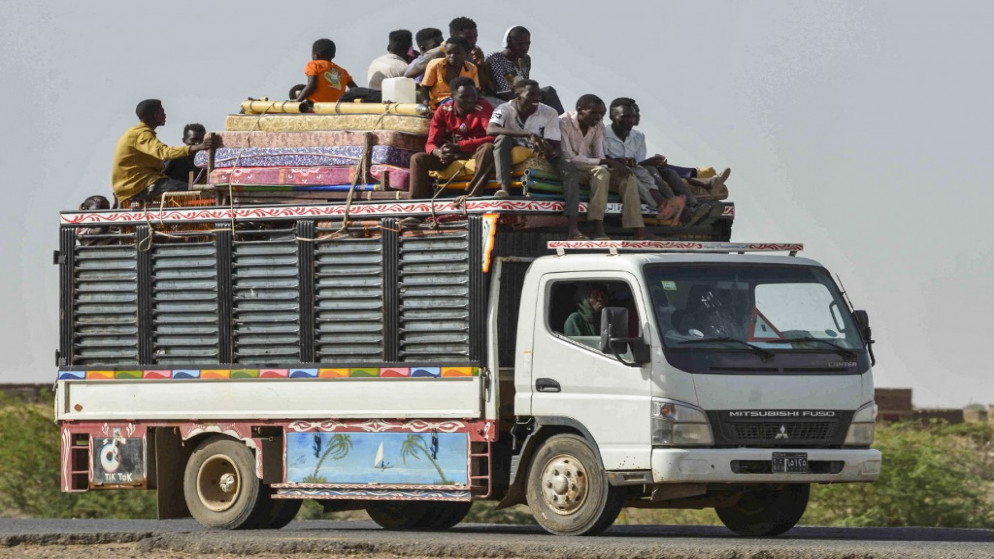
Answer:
top-left (529, 274), bottom-right (653, 471)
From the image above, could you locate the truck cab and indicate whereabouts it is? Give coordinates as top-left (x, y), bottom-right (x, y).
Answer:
top-left (503, 244), bottom-right (880, 536)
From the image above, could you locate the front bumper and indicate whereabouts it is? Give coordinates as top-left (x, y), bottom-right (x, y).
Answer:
top-left (651, 447), bottom-right (881, 483)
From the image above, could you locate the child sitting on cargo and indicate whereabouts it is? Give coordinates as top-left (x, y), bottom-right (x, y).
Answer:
top-left (293, 39), bottom-right (357, 104)
top-left (420, 36), bottom-right (479, 109)
top-left (288, 83), bottom-right (306, 101)
top-left (75, 195), bottom-right (116, 246)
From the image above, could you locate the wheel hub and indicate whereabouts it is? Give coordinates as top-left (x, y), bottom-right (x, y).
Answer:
top-left (197, 454), bottom-right (240, 512)
top-left (540, 455), bottom-right (588, 515)
top-left (218, 473), bottom-right (236, 494)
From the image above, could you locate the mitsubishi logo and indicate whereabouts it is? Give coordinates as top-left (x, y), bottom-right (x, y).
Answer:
top-left (774, 425), bottom-right (789, 439)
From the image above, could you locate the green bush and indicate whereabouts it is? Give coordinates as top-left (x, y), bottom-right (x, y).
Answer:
top-left (802, 421), bottom-right (994, 528)
top-left (0, 395), bottom-right (156, 519)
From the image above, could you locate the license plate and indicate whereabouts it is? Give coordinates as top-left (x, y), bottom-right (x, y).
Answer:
top-left (772, 452), bottom-right (808, 473)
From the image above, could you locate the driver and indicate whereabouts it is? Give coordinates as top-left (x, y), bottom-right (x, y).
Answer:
top-left (564, 283), bottom-right (608, 337)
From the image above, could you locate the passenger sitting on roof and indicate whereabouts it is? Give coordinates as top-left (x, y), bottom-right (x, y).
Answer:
top-left (111, 99), bottom-right (215, 204)
top-left (612, 98), bottom-right (730, 204)
top-left (485, 26), bottom-right (565, 114)
top-left (487, 80), bottom-right (582, 237)
top-left (405, 27), bottom-right (444, 84)
top-left (408, 77), bottom-right (495, 204)
top-left (75, 195), bottom-right (116, 246)
top-left (420, 36), bottom-right (479, 109)
top-left (163, 123), bottom-right (206, 185)
top-left (604, 99), bottom-right (726, 226)
top-left (288, 83), bottom-right (306, 100)
top-left (293, 39), bottom-right (357, 103)
top-left (367, 29), bottom-right (414, 90)
top-left (407, 18), bottom-right (496, 96)
top-left (449, 17), bottom-right (492, 90)
top-left (559, 94), bottom-right (647, 240)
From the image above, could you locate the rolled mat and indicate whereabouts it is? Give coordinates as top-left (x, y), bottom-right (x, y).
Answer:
top-left (240, 100), bottom-right (428, 116)
top-left (225, 114), bottom-right (430, 135)
top-left (311, 102), bottom-right (429, 116)
top-left (523, 168), bottom-right (561, 182)
top-left (428, 146), bottom-right (534, 180)
top-left (214, 130), bottom-right (426, 152)
top-left (238, 100), bottom-right (306, 114)
top-left (227, 183), bottom-right (381, 192)
top-left (522, 179), bottom-right (565, 193)
top-left (438, 180), bottom-right (524, 191)
top-left (197, 146), bottom-right (416, 169)
top-left (529, 192), bottom-right (623, 202)
top-left (233, 190), bottom-right (411, 204)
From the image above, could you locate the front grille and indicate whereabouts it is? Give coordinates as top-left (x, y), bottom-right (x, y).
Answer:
top-left (733, 422), bottom-right (835, 441)
top-left (709, 410), bottom-right (853, 447)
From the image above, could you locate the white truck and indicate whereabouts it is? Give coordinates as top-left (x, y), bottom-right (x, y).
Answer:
top-left (55, 200), bottom-right (879, 536)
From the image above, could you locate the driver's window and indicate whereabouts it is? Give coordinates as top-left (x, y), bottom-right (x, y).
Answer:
top-left (548, 281), bottom-right (638, 352)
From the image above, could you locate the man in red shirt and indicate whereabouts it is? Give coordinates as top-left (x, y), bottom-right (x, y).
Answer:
top-left (408, 76), bottom-right (496, 203)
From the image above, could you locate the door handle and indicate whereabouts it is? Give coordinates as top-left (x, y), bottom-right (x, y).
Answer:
top-left (535, 378), bottom-right (561, 393)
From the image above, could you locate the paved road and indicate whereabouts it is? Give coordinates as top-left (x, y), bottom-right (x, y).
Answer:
top-left (1, 520), bottom-right (993, 558)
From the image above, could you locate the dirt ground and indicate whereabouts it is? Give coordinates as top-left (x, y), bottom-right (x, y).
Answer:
top-left (0, 544), bottom-right (458, 559)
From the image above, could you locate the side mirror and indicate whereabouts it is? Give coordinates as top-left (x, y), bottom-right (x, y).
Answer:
top-left (600, 307), bottom-right (650, 366)
top-left (852, 309), bottom-right (876, 366)
top-left (852, 310), bottom-right (871, 343)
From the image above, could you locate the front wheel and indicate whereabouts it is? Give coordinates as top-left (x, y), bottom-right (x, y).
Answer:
top-left (264, 495), bottom-right (302, 529)
top-left (417, 501), bottom-right (472, 530)
top-left (183, 437), bottom-right (267, 529)
top-left (365, 501), bottom-right (430, 530)
top-left (526, 434), bottom-right (622, 536)
top-left (715, 484), bottom-right (810, 537)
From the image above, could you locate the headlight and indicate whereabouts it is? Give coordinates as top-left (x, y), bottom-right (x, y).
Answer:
top-left (844, 401), bottom-right (877, 446)
top-left (651, 399), bottom-right (713, 446)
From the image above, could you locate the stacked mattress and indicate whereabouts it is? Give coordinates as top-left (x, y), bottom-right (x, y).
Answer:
top-left (199, 101), bottom-right (625, 205)
top-left (201, 106), bottom-right (431, 199)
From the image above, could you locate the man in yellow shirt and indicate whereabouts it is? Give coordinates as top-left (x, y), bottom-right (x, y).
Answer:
top-left (111, 99), bottom-right (214, 203)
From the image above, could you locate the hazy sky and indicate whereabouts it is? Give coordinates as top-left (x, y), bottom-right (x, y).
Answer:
top-left (1, 1), bottom-right (991, 408)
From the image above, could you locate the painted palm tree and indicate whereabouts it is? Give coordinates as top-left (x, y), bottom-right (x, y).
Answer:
top-left (306, 433), bottom-right (353, 482)
top-left (400, 433), bottom-right (451, 485)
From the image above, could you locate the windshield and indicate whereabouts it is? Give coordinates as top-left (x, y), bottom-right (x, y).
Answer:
top-left (645, 264), bottom-right (864, 352)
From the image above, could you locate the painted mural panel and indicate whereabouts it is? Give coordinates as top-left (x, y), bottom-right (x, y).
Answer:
top-left (286, 432), bottom-right (467, 486)
top-left (92, 432), bottom-right (145, 485)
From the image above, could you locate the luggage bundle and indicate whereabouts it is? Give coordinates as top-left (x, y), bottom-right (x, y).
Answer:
top-left (197, 101), bottom-right (432, 204)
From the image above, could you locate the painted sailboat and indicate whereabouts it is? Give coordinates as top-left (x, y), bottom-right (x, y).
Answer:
top-left (373, 441), bottom-right (392, 470)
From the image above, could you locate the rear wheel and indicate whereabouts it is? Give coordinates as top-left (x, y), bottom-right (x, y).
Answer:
top-left (183, 437), bottom-right (267, 529)
top-left (365, 501), bottom-right (431, 530)
top-left (526, 434), bottom-right (622, 536)
top-left (715, 484), bottom-right (810, 536)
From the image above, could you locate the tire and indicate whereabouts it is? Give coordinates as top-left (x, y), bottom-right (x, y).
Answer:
top-left (417, 501), bottom-right (472, 530)
top-left (183, 437), bottom-right (267, 530)
top-left (265, 496), bottom-right (302, 529)
top-left (525, 434), bottom-right (622, 536)
top-left (715, 484), bottom-right (810, 537)
top-left (366, 501), bottom-right (431, 530)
